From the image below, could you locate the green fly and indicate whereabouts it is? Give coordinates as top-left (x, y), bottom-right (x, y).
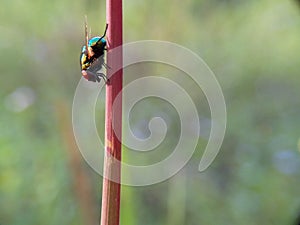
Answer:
top-left (80, 17), bottom-right (108, 83)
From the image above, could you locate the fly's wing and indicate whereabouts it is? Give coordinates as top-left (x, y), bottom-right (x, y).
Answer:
top-left (87, 56), bottom-right (105, 73)
top-left (85, 56), bottom-right (105, 82)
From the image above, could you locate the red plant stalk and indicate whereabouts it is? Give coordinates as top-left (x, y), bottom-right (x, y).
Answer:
top-left (100, 0), bottom-right (123, 224)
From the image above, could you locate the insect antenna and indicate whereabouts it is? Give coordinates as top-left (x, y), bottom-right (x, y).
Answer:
top-left (84, 15), bottom-right (90, 58)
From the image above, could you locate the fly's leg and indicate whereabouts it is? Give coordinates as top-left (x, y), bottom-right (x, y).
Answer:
top-left (102, 62), bottom-right (111, 69)
top-left (97, 72), bottom-right (109, 84)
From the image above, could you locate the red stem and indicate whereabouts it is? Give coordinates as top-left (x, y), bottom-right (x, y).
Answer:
top-left (100, 0), bottom-right (123, 224)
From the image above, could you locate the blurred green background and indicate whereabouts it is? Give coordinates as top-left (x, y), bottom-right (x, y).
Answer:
top-left (1, 0), bottom-right (300, 224)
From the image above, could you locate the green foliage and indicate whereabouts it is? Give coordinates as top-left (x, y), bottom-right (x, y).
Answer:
top-left (1, 0), bottom-right (300, 224)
